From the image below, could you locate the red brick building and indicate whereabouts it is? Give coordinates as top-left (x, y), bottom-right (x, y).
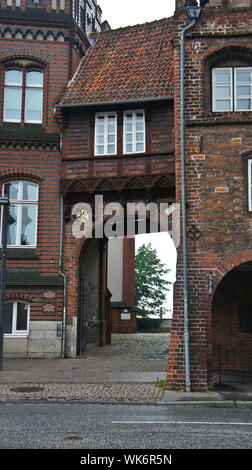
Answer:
top-left (1, 0), bottom-right (252, 392)
top-left (167, 0), bottom-right (252, 391)
top-left (0, 0), bottom-right (104, 358)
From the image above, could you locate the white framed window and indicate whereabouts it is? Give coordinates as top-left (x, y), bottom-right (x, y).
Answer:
top-left (123, 110), bottom-right (145, 154)
top-left (25, 70), bottom-right (43, 123)
top-left (4, 69), bottom-right (23, 122)
top-left (1, 181), bottom-right (38, 247)
top-left (212, 67), bottom-right (252, 112)
top-left (4, 301), bottom-right (30, 337)
top-left (94, 112), bottom-right (117, 155)
top-left (248, 159), bottom-right (252, 212)
top-left (234, 68), bottom-right (252, 111)
top-left (4, 68), bottom-right (43, 123)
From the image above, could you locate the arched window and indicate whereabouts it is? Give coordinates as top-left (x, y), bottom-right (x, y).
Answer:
top-left (1, 181), bottom-right (39, 247)
top-left (4, 301), bottom-right (30, 337)
top-left (212, 67), bottom-right (252, 112)
top-left (3, 66), bottom-right (43, 123)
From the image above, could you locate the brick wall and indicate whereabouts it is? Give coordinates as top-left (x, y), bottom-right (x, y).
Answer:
top-left (167, 6), bottom-right (252, 390)
top-left (0, 3), bottom-right (89, 358)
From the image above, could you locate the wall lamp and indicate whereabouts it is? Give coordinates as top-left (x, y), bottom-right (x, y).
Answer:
top-left (186, 6), bottom-right (202, 19)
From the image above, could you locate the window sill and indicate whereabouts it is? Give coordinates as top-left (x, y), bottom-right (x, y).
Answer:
top-left (4, 334), bottom-right (28, 338)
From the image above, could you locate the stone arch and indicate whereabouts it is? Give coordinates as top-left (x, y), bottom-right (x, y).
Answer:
top-left (211, 250), bottom-right (252, 381)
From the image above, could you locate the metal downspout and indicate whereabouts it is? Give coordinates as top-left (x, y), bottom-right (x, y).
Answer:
top-left (59, 196), bottom-right (67, 359)
top-left (180, 17), bottom-right (197, 392)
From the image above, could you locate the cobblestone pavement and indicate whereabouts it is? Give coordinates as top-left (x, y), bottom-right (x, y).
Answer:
top-left (0, 333), bottom-right (169, 403)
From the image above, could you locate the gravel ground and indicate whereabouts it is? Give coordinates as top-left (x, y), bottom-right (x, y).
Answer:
top-left (0, 383), bottom-right (161, 402)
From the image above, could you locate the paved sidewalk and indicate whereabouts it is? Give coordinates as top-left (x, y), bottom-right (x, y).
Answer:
top-left (0, 333), bottom-right (252, 406)
top-left (0, 333), bottom-right (168, 403)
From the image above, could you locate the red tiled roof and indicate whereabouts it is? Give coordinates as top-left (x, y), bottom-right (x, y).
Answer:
top-left (59, 17), bottom-right (174, 105)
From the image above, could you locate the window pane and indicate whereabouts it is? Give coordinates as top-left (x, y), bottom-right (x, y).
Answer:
top-left (108, 135), bottom-right (115, 144)
top-left (136, 133), bottom-right (144, 142)
top-left (136, 142), bottom-right (144, 152)
top-left (215, 100), bottom-right (231, 111)
top-left (22, 182), bottom-right (38, 201)
top-left (136, 121), bottom-right (144, 131)
top-left (25, 88), bottom-right (43, 122)
top-left (215, 86), bottom-right (230, 99)
top-left (3, 303), bottom-right (13, 334)
top-left (21, 205), bottom-right (37, 246)
top-left (26, 70), bottom-right (43, 87)
top-left (4, 87), bottom-right (22, 121)
top-left (5, 69), bottom-right (22, 86)
top-left (7, 205), bottom-right (18, 245)
top-left (126, 113), bottom-right (132, 121)
top-left (236, 70), bottom-right (252, 83)
top-left (126, 143), bottom-right (133, 153)
top-left (126, 123), bottom-right (132, 132)
top-left (236, 99), bottom-right (251, 110)
top-left (237, 86), bottom-right (251, 96)
top-left (215, 71), bottom-right (231, 83)
top-left (97, 145), bottom-right (104, 155)
top-left (16, 303), bottom-right (28, 331)
top-left (108, 144), bottom-right (115, 154)
top-left (6, 181), bottom-right (19, 200)
top-left (97, 135), bottom-right (104, 145)
top-left (108, 116), bottom-right (116, 133)
top-left (97, 116), bottom-right (104, 133)
top-left (126, 133), bottom-right (133, 143)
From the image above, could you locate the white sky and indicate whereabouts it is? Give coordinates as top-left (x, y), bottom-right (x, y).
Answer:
top-left (98, 0), bottom-right (177, 317)
top-left (99, 0), bottom-right (175, 29)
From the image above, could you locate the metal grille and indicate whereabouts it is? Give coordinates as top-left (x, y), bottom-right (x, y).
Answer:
top-left (213, 344), bottom-right (252, 385)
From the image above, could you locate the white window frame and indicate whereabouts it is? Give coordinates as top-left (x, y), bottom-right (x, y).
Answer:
top-left (4, 301), bottom-right (30, 338)
top-left (123, 110), bottom-right (146, 154)
top-left (1, 181), bottom-right (39, 248)
top-left (212, 67), bottom-right (233, 112)
top-left (3, 68), bottom-right (43, 124)
top-left (94, 112), bottom-right (117, 156)
top-left (212, 66), bottom-right (252, 112)
top-left (234, 67), bottom-right (252, 112)
top-left (24, 70), bottom-right (44, 124)
top-left (3, 68), bottom-right (23, 123)
top-left (248, 159), bottom-right (252, 212)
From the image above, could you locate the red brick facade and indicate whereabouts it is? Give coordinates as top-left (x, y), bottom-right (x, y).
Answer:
top-left (166, 0), bottom-right (252, 391)
top-left (0, 0), bottom-right (94, 357)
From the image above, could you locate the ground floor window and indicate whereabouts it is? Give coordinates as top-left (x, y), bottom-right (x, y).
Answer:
top-left (3, 301), bottom-right (29, 337)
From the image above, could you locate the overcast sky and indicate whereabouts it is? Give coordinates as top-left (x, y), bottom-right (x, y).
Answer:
top-left (99, 0), bottom-right (175, 29)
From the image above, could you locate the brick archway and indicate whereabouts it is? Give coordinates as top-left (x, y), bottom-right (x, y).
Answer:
top-left (166, 249), bottom-right (252, 392)
top-left (211, 251), bottom-right (252, 381)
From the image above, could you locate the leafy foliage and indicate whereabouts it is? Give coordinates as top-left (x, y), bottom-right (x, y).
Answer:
top-left (135, 243), bottom-right (171, 318)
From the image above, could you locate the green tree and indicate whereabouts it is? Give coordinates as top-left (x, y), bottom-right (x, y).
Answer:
top-left (135, 243), bottom-right (171, 318)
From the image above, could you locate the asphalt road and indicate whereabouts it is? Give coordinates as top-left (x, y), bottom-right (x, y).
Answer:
top-left (0, 402), bottom-right (252, 451)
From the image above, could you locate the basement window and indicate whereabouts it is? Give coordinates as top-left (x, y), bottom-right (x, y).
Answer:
top-left (4, 301), bottom-right (30, 337)
top-left (212, 67), bottom-right (252, 112)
